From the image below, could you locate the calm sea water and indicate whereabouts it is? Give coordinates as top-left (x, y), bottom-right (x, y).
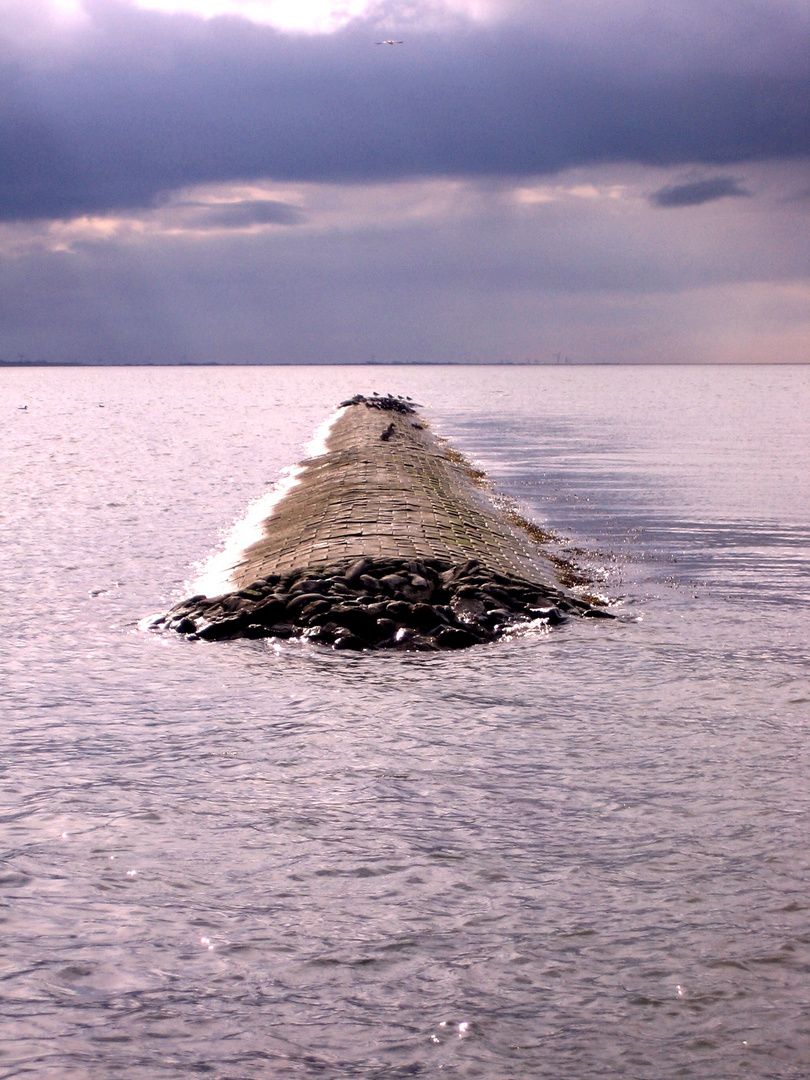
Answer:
top-left (2, 365), bottom-right (808, 1080)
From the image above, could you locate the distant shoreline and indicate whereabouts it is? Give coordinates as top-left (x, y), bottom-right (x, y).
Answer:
top-left (1, 360), bottom-right (805, 368)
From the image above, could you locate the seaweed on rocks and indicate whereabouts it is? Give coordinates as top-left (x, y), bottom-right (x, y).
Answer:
top-left (152, 557), bottom-right (613, 652)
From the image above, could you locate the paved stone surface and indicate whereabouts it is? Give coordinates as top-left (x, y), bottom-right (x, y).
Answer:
top-left (228, 399), bottom-right (557, 590)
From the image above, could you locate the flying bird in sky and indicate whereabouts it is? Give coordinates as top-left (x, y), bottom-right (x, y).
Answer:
top-left (376, 40), bottom-right (403, 45)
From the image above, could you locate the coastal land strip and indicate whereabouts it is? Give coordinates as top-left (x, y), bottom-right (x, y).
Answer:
top-left (153, 394), bottom-right (613, 651)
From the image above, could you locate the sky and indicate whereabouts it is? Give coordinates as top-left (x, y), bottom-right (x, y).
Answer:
top-left (1, 0), bottom-right (808, 364)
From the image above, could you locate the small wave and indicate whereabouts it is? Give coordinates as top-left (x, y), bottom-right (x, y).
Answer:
top-left (187, 406), bottom-right (344, 598)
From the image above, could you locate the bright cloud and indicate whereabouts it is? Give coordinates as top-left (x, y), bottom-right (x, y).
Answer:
top-left (129, 0), bottom-right (495, 32)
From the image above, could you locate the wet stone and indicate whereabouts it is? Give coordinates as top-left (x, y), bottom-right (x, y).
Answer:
top-left (436, 627), bottom-right (482, 649)
top-left (410, 603), bottom-right (443, 631)
top-left (333, 631), bottom-right (365, 650)
top-left (385, 600), bottom-right (413, 622)
top-left (250, 598), bottom-right (287, 625)
top-left (346, 558), bottom-right (373, 584)
top-left (529, 606), bottom-right (566, 625)
top-left (157, 553), bottom-right (611, 649)
top-left (287, 592), bottom-right (329, 617)
top-left (380, 574), bottom-right (407, 592)
top-left (197, 615), bottom-right (245, 640)
top-left (289, 578), bottom-right (326, 596)
top-left (298, 599), bottom-right (332, 622)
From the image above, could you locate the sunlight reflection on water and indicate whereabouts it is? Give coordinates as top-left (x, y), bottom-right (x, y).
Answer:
top-left (1, 364), bottom-right (809, 1079)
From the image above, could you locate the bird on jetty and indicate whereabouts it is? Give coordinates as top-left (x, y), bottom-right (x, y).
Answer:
top-left (376, 39), bottom-right (403, 44)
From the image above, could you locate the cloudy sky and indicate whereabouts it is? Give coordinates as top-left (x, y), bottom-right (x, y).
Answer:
top-left (1, 0), bottom-right (808, 364)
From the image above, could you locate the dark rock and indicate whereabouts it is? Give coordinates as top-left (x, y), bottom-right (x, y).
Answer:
top-left (435, 627), bottom-right (481, 650)
top-left (346, 558), bottom-right (373, 584)
top-left (481, 584), bottom-right (514, 607)
top-left (380, 573), bottom-right (407, 593)
top-left (485, 607), bottom-right (514, 623)
top-left (410, 603), bottom-right (442, 631)
top-left (170, 594), bottom-right (207, 614)
top-left (333, 631), bottom-right (365, 650)
top-left (403, 574), bottom-right (432, 602)
top-left (298, 599), bottom-right (332, 623)
top-left (451, 595), bottom-right (486, 620)
top-left (287, 592), bottom-right (329, 617)
top-left (202, 593), bottom-right (228, 607)
top-left (250, 597), bottom-right (287, 626)
top-left (528, 606), bottom-right (566, 625)
top-left (375, 617), bottom-right (396, 639)
top-left (556, 599), bottom-right (581, 614)
top-left (339, 394), bottom-right (417, 414)
top-left (392, 627), bottom-right (436, 650)
top-left (197, 616), bottom-right (244, 641)
top-left (375, 559), bottom-right (401, 575)
top-left (227, 595), bottom-right (256, 612)
top-left (158, 554), bottom-right (611, 650)
top-left (385, 600), bottom-right (413, 623)
top-left (289, 578), bottom-right (326, 596)
top-left (330, 604), bottom-right (378, 639)
top-left (433, 604), bottom-right (456, 624)
top-left (308, 621), bottom-right (340, 644)
top-left (480, 596), bottom-right (502, 611)
top-left (366, 601), bottom-right (390, 618)
top-left (239, 590), bottom-right (265, 602)
top-left (583, 606), bottom-right (615, 618)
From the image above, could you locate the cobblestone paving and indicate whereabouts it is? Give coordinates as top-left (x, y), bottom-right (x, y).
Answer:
top-left (229, 401), bottom-right (556, 589)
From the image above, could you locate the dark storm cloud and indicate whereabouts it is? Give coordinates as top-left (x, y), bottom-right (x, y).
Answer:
top-left (650, 176), bottom-right (752, 208)
top-left (1, 0), bottom-right (809, 221)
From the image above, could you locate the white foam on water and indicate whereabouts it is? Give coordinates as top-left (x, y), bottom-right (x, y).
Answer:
top-left (187, 407), bottom-right (345, 598)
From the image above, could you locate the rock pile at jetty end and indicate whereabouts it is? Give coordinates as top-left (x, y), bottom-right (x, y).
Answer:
top-left (152, 394), bottom-right (613, 651)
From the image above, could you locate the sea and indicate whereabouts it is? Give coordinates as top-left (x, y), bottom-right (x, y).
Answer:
top-left (2, 364), bottom-right (808, 1080)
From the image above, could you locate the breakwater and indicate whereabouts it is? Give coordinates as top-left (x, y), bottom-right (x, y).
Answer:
top-left (155, 395), bottom-right (612, 649)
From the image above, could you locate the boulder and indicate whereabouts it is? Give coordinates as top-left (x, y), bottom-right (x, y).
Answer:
top-left (435, 626), bottom-right (481, 650)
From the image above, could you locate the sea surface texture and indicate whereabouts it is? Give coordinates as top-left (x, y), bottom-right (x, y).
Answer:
top-left (2, 365), bottom-right (808, 1079)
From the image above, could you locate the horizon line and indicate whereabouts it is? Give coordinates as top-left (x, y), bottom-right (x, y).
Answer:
top-left (2, 360), bottom-right (807, 368)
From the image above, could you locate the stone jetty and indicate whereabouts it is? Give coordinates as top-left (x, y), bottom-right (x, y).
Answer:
top-left (154, 395), bottom-right (612, 650)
